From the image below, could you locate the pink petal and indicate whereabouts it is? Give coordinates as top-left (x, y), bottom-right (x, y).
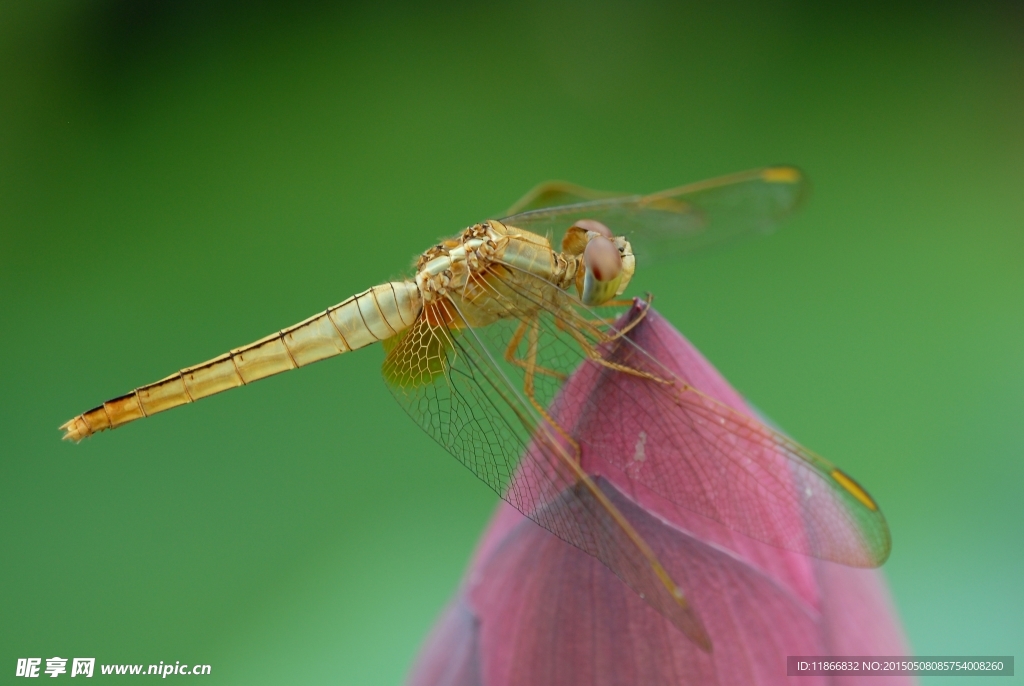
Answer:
top-left (408, 307), bottom-right (912, 686)
top-left (407, 598), bottom-right (481, 686)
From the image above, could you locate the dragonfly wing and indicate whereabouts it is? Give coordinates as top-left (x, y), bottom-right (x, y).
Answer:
top-left (504, 180), bottom-right (624, 215)
top-left (584, 351), bottom-right (894, 567)
top-left (381, 300), bottom-right (711, 649)
top-left (472, 264), bottom-right (890, 567)
top-left (500, 166), bottom-right (808, 263)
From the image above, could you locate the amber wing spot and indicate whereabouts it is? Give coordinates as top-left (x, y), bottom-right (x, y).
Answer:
top-left (639, 196), bottom-right (691, 214)
top-left (382, 306), bottom-right (456, 388)
top-left (761, 166), bottom-right (803, 184)
top-left (831, 468), bottom-right (878, 511)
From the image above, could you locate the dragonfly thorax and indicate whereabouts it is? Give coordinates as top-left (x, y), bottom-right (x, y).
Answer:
top-left (414, 223), bottom-right (503, 303)
top-left (413, 220), bottom-right (635, 308)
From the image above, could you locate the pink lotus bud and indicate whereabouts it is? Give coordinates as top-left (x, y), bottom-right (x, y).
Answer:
top-left (408, 306), bottom-right (912, 686)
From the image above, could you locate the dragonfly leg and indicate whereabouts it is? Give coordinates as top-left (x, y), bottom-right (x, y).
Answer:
top-left (556, 296), bottom-right (651, 344)
top-left (504, 319), bottom-right (567, 382)
top-left (559, 310), bottom-right (671, 384)
top-left (512, 317), bottom-right (583, 465)
top-left (510, 323), bottom-right (707, 644)
top-left (598, 298), bottom-right (635, 308)
top-left (599, 296), bottom-right (652, 342)
top-left (503, 320), bottom-right (529, 361)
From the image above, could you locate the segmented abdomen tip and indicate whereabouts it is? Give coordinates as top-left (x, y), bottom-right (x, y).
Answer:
top-left (59, 417), bottom-right (91, 443)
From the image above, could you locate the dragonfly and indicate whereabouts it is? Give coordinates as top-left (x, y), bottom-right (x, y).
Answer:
top-left (61, 166), bottom-right (890, 651)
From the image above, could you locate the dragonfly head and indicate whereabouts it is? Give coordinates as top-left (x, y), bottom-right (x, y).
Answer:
top-left (563, 220), bottom-right (635, 306)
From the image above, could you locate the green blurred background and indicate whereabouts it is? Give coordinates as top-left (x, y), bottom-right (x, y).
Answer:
top-left (2, 1), bottom-right (1021, 683)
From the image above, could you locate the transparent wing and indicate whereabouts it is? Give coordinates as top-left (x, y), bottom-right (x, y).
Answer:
top-left (501, 166), bottom-right (808, 263)
top-left (445, 264), bottom-right (891, 567)
top-left (504, 180), bottom-right (624, 214)
top-left (381, 298), bottom-right (711, 649)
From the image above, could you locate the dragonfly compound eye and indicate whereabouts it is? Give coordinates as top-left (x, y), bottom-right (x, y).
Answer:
top-left (581, 235), bottom-right (623, 305)
top-left (574, 218), bottom-right (613, 237)
top-left (562, 219), bottom-right (613, 255)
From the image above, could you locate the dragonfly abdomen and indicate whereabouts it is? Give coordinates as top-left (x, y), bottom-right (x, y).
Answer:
top-left (60, 281), bottom-right (421, 442)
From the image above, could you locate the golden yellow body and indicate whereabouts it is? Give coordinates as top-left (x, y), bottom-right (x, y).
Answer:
top-left (61, 220), bottom-right (631, 441)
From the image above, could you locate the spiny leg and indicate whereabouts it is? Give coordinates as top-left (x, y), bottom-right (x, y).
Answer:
top-left (556, 296), bottom-right (652, 345)
top-left (598, 298), bottom-right (636, 308)
top-left (559, 308), bottom-right (671, 384)
top-left (508, 312), bottom-right (663, 465)
top-left (504, 318), bottom-right (567, 383)
top-left (593, 297), bottom-right (652, 342)
top-left (509, 317), bottom-right (704, 640)
top-left (503, 319), bottom-right (529, 363)
top-left (501, 313), bottom-right (705, 637)
top-left (515, 317), bottom-right (583, 465)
